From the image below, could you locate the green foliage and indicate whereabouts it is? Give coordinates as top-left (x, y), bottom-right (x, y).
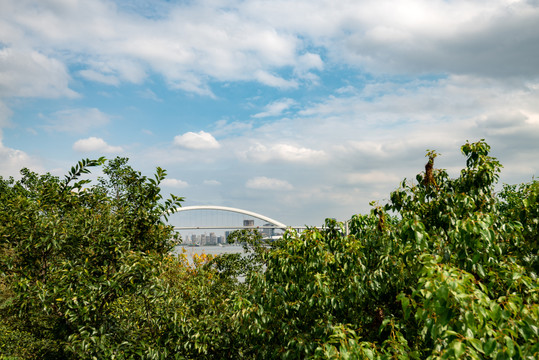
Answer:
top-left (210, 229), bottom-right (270, 279)
top-left (498, 180), bottom-right (539, 273)
top-left (1, 141), bottom-right (538, 359)
top-left (231, 139), bottom-right (539, 359)
top-left (0, 157), bottom-right (183, 358)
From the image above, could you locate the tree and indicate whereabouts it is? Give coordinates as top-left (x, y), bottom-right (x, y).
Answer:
top-left (0, 157), bottom-right (182, 358)
top-left (233, 140), bottom-right (539, 359)
top-left (2, 141), bottom-right (537, 359)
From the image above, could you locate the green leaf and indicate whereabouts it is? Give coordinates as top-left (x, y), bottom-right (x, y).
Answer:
top-left (468, 338), bottom-right (483, 353)
top-left (451, 340), bottom-right (465, 358)
top-left (483, 338), bottom-right (497, 356)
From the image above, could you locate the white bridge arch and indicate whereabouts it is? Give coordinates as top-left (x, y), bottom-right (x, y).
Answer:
top-left (171, 205), bottom-right (288, 230)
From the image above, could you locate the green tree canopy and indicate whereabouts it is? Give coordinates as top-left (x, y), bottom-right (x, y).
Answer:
top-left (0, 157), bottom-right (183, 358)
top-left (1, 141), bottom-right (537, 359)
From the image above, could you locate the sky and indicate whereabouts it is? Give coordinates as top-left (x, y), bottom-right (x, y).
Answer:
top-left (1, 0), bottom-right (538, 227)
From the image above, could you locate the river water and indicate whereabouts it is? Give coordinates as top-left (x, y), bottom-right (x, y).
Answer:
top-left (173, 245), bottom-right (246, 258)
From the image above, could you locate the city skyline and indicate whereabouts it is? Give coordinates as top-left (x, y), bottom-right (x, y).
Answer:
top-left (176, 218), bottom-right (284, 246)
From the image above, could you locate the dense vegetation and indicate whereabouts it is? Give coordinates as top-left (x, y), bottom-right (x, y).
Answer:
top-left (1, 140), bottom-right (537, 359)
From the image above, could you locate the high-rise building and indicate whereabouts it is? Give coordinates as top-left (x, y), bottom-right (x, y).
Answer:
top-left (262, 223), bottom-right (275, 238)
top-left (243, 219), bottom-right (255, 227)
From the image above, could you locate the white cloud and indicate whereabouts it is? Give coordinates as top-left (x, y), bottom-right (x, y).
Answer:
top-left (339, 1), bottom-right (539, 78)
top-left (246, 176), bottom-right (293, 191)
top-left (173, 131), bottom-right (220, 150)
top-left (254, 71), bottom-right (298, 89)
top-left (213, 119), bottom-right (253, 137)
top-left (241, 143), bottom-right (326, 163)
top-left (3, 0), bottom-right (539, 227)
top-left (0, 103), bottom-right (40, 177)
top-left (161, 178), bottom-right (189, 188)
top-left (0, 100), bottom-right (13, 128)
top-left (2, 0), bottom-right (538, 102)
top-left (245, 0), bottom-right (539, 80)
top-left (166, 74), bottom-right (216, 98)
top-left (346, 171), bottom-right (401, 186)
top-left (203, 179), bottom-right (221, 186)
top-left (137, 88), bottom-right (162, 102)
top-left (0, 48), bottom-right (77, 98)
top-left (43, 108), bottom-right (111, 134)
top-left (218, 72), bottom-right (539, 224)
top-left (82, 59), bottom-right (147, 85)
top-left (73, 137), bottom-right (123, 153)
top-left (0, 144), bottom-right (37, 177)
top-left (79, 69), bottom-right (119, 86)
top-left (0, 0), bottom-right (306, 94)
top-left (0, 131), bottom-right (42, 177)
top-left (295, 52), bottom-right (324, 83)
top-left (253, 98), bottom-right (296, 118)
top-left (297, 53), bottom-right (323, 72)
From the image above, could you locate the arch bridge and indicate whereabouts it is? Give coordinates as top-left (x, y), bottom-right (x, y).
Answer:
top-left (171, 205), bottom-right (289, 231)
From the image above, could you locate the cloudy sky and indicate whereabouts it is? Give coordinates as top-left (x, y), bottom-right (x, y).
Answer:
top-left (1, 0), bottom-right (538, 227)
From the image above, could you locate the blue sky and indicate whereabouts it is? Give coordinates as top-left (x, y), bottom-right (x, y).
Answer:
top-left (1, 0), bottom-right (538, 227)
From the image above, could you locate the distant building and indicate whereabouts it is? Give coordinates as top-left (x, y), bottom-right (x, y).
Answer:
top-left (243, 219), bottom-right (255, 227)
top-left (261, 223), bottom-right (275, 238)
